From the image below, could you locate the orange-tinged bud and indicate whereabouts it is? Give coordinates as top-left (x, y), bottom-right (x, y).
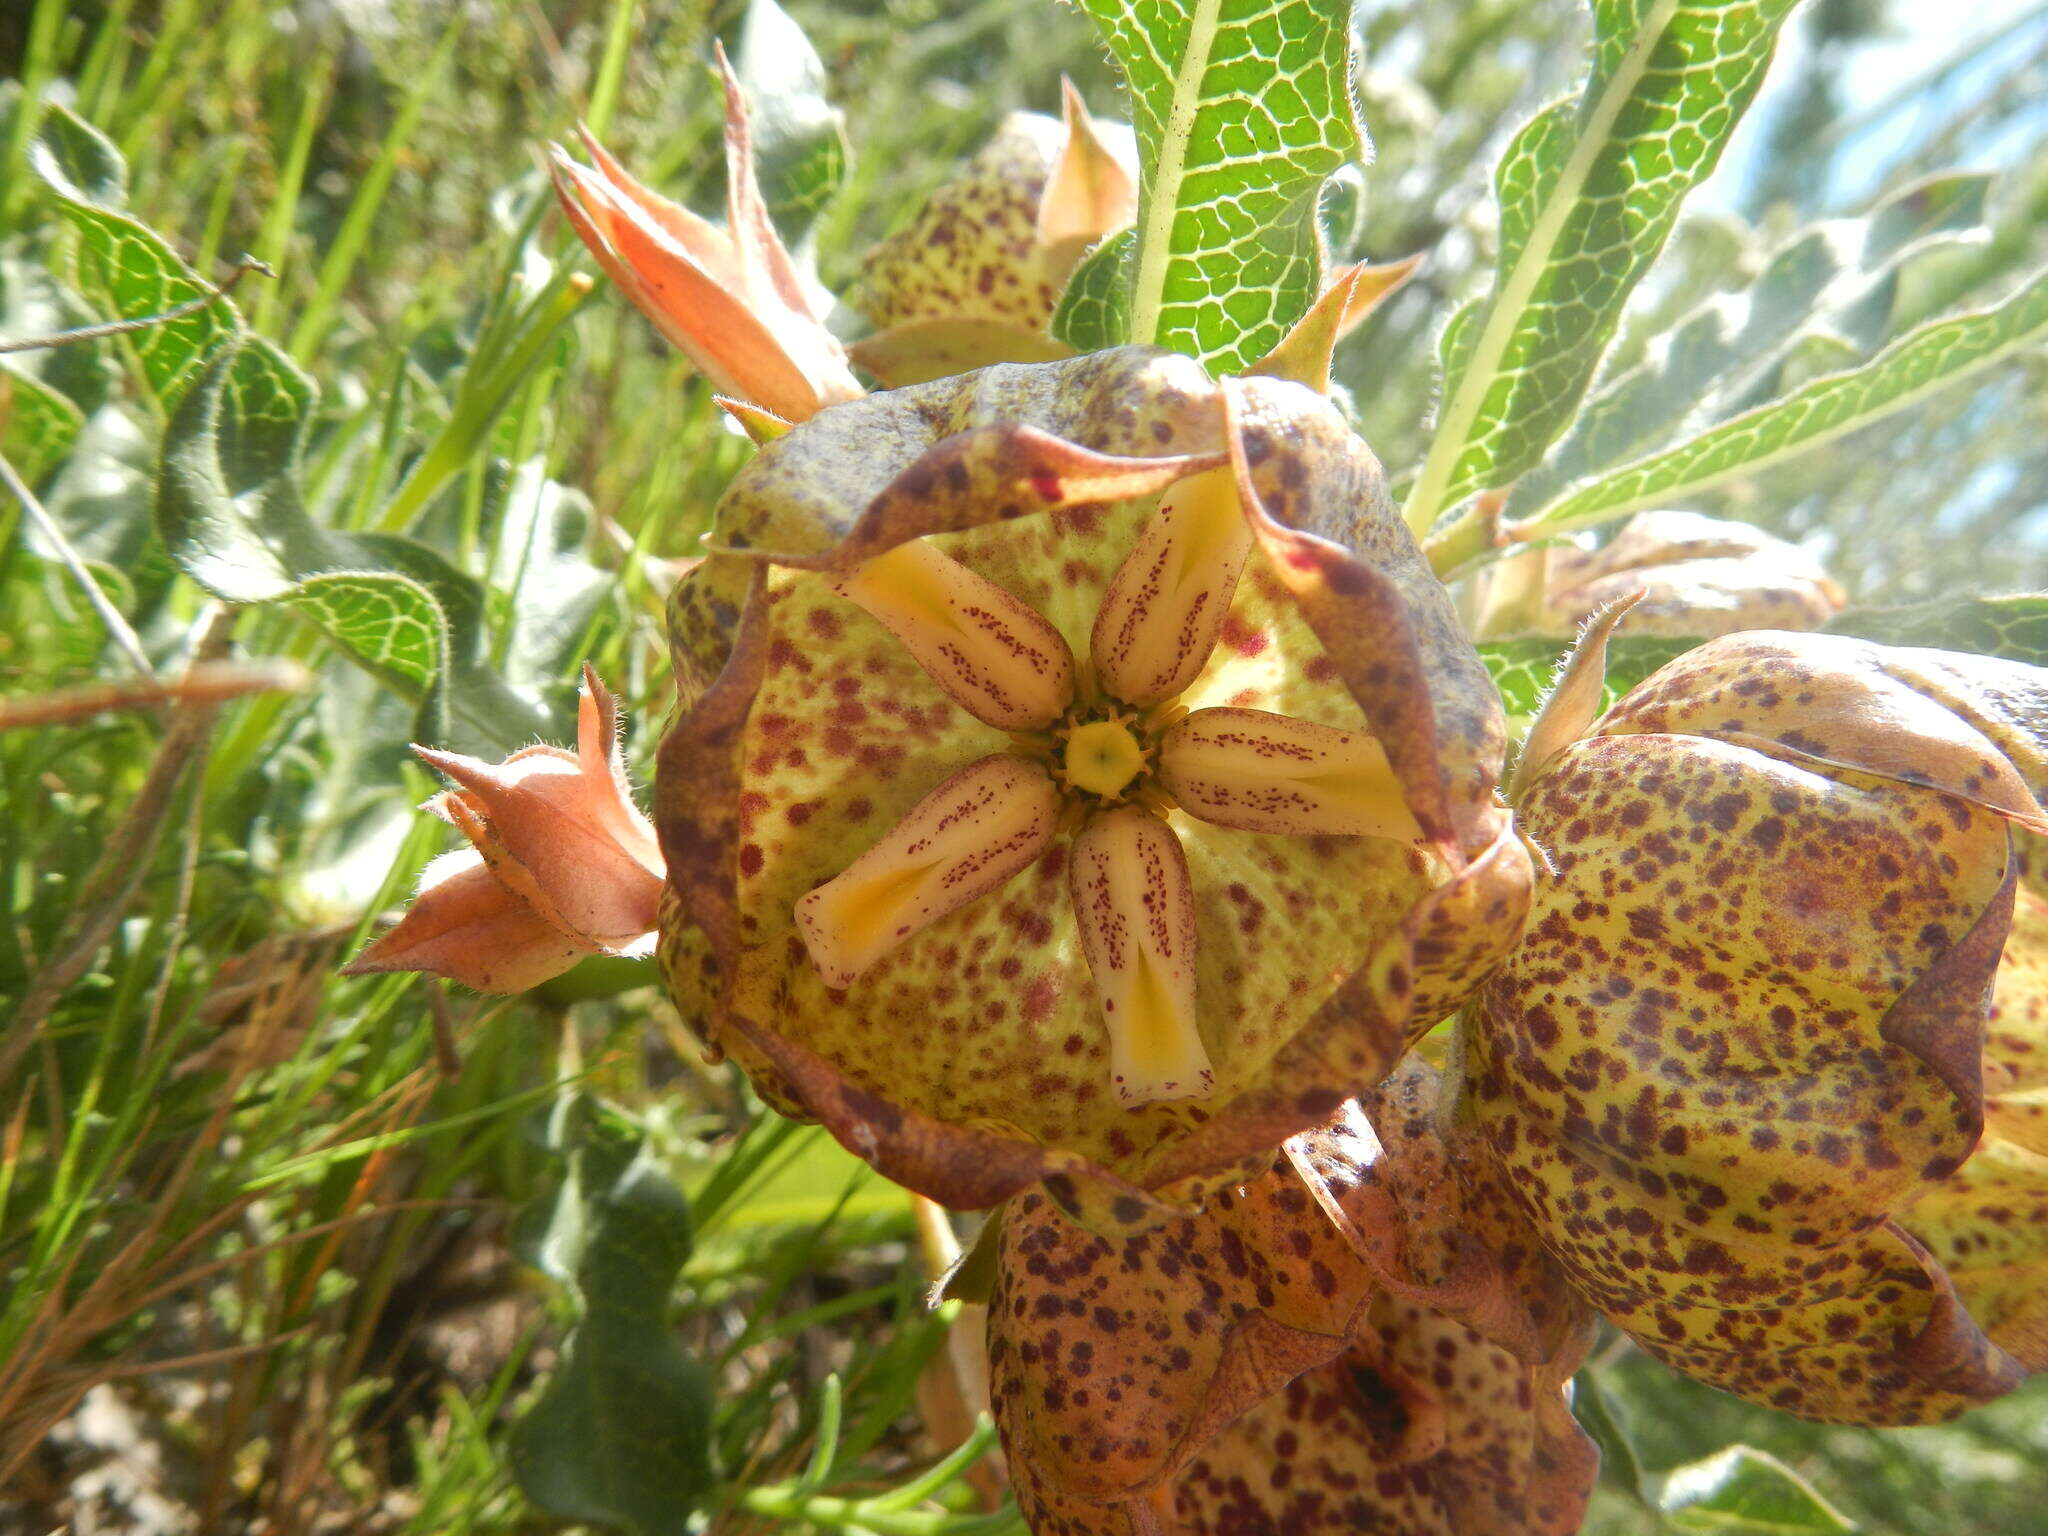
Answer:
top-left (548, 50), bottom-right (860, 422)
top-left (832, 539), bottom-right (1075, 730)
top-left (1091, 466), bottom-right (1253, 706)
top-left (1159, 706), bottom-right (1421, 840)
top-left (345, 849), bottom-right (593, 993)
top-left (1068, 807), bottom-right (1210, 1105)
top-left (344, 668), bottom-right (660, 993)
top-left (795, 754), bottom-right (1061, 988)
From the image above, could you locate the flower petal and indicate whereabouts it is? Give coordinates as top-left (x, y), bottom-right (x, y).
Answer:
top-left (411, 670), bottom-right (663, 950)
top-left (1290, 1058), bottom-right (1596, 1367)
top-left (1536, 510), bottom-right (1846, 638)
top-left (850, 110), bottom-right (1122, 333)
top-left (716, 422), bottom-right (1224, 570)
top-left (1987, 872), bottom-right (2048, 1155)
top-left (1244, 254), bottom-right (1422, 395)
top-left (343, 850), bottom-right (591, 994)
top-left (988, 1158), bottom-right (1373, 1528)
top-left (1597, 631), bottom-right (2048, 833)
top-left (1903, 1137), bottom-right (2048, 1371)
top-left (1036, 78), bottom-right (1137, 248)
top-left (1068, 807), bottom-right (1212, 1105)
top-left (1160, 705), bottom-right (1421, 839)
top-left (1091, 465), bottom-right (1255, 707)
top-left (831, 538), bottom-right (1075, 729)
top-left (549, 147), bottom-right (836, 422)
top-left (847, 317), bottom-right (1075, 389)
top-left (796, 753), bottom-right (1061, 988)
top-left (1175, 1303), bottom-right (1596, 1536)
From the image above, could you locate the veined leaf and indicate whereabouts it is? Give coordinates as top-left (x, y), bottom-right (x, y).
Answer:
top-left (158, 337), bottom-right (553, 754)
top-left (31, 103), bottom-right (241, 413)
top-left (510, 1099), bottom-right (714, 1536)
top-left (1077, 0), bottom-right (1361, 373)
top-left (0, 358), bottom-right (84, 482)
top-left (1050, 226), bottom-right (1136, 351)
top-left (1826, 593), bottom-right (2048, 667)
top-left (1404, 0), bottom-right (1800, 535)
top-left (1507, 170), bottom-right (1991, 520)
top-left (1511, 264), bottom-right (2048, 538)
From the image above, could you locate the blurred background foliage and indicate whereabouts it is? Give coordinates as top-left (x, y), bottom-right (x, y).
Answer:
top-left (1, 0), bottom-right (2044, 1532)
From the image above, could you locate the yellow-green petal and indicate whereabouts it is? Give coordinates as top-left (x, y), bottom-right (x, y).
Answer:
top-left (1068, 807), bottom-right (1210, 1105)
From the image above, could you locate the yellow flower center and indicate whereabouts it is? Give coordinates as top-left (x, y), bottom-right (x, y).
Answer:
top-left (1061, 719), bottom-right (1147, 798)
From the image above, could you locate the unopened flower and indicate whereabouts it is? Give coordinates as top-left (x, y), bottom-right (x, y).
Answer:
top-left (847, 84), bottom-right (1136, 387)
top-left (1456, 625), bottom-right (2048, 1422)
top-left (1479, 511), bottom-right (1846, 641)
top-left (657, 346), bottom-right (1528, 1231)
top-left (549, 47), bottom-right (861, 424)
top-left (346, 668), bottom-right (662, 993)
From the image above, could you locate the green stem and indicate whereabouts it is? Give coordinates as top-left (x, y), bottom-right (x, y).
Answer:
top-left (1422, 496), bottom-right (1506, 584)
top-left (372, 276), bottom-right (588, 535)
top-left (584, 0), bottom-right (641, 141)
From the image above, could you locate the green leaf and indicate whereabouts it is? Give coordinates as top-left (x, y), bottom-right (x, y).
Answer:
top-left (1507, 171), bottom-right (1992, 520)
top-left (1050, 226), bottom-right (1136, 352)
top-left (734, 0), bottom-right (849, 242)
top-left (157, 337), bottom-right (554, 753)
top-left (1825, 594), bottom-right (2048, 666)
top-left (1510, 264), bottom-right (2048, 538)
top-left (1652, 1446), bottom-right (1855, 1533)
top-left (31, 103), bottom-right (241, 413)
top-left (1404, 0), bottom-right (1801, 534)
top-left (1077, 0), bottom-right (1362, 373)
top-left (1571, 1370), bottom-right (1649, 1502)
top-left (26, 99), bottom-right (127, 209)
top-left (0, 358), bottom-right (84, 483)
top-left (510, 1103), bottom-right (713, 1536)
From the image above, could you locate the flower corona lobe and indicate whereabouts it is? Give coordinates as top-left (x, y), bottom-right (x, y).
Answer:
top-left (796, 753), bottom-right (1061, 989)
top-left (1068, 807), bottom-right (1210, 1105)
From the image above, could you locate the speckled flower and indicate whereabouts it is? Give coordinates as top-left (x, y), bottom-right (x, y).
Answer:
top-left (656, 346), bottom-right (1530, 1232)
top-left (1454, 625), bottom-right (2048, 1423)
top-left (985, 1060), bottom-right (1596, 1535)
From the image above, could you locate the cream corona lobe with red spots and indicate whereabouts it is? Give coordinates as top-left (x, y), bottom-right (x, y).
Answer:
top-left (655, 345), bottom-right (1530, 1234)
top-left (1456, 626), bottom-right (2048, 1425)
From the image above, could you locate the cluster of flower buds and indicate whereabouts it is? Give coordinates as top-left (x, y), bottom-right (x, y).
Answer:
top-left (353, 63), bottom-right (2048, 1536)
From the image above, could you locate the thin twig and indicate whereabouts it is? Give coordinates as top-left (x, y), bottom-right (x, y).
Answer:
top-left (0, 255), bottom-right (274, 354)
top-left (0, 445), bottom-right (155, 679)
top-left (0, 657), bottom-right (306, 731)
